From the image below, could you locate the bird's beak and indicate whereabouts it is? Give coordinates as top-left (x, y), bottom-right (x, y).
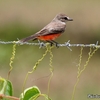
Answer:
top-left (67, 17), bottom-right (73, 21)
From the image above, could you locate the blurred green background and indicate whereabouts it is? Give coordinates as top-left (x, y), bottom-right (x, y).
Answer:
top-left (0, 0), bottom-right (100, 100)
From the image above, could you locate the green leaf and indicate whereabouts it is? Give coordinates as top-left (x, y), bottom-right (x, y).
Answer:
top-left (29, 94), bottom-right (40, 100)
top-left (0, 77), bottom-right (13, 100)
top-left (0, 77), bottom-right (13, 96)
top-left (20, 86), bottom-right (41, 100)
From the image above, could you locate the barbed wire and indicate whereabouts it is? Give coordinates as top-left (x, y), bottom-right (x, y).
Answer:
top-left (0, 40), bottom-right (100, 50)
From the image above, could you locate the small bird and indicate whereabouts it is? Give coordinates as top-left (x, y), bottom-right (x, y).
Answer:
top-left (20, 13), bottom-right (73, 46)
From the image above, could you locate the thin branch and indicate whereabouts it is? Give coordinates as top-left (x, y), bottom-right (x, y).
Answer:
top-left (0, 94), bottom-right (19, 100)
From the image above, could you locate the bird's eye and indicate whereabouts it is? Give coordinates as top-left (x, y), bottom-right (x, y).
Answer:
top-left (63, 17), bottom-right (68, 20)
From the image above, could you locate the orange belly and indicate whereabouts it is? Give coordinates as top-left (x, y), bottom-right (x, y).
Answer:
top-left (37, 33), bottom-right (61, 41)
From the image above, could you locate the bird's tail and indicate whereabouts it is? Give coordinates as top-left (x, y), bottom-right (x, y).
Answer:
top-left (19, 35), bottom-right (37, 42)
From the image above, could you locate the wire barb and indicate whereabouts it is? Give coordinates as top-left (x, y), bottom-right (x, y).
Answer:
top-left (37, 40), bottom-right (45, 48)
top-left (65, 40), bottom-right (72, 51)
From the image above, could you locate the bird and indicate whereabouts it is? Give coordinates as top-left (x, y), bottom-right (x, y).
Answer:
top-left (19, 13), bottom-right (73, 46)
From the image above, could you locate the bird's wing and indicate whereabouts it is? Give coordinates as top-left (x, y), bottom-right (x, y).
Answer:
top-left (35, 26), bottom-right (65, 37)
top-left (48, 27), bottom-right (65, 34)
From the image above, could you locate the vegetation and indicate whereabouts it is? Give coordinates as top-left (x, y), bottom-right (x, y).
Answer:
top-left (0, 0), bottom-right (100, 100)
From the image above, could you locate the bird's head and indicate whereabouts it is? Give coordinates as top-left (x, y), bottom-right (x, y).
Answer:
top-left (55, 13), bottom-right (73, 22)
